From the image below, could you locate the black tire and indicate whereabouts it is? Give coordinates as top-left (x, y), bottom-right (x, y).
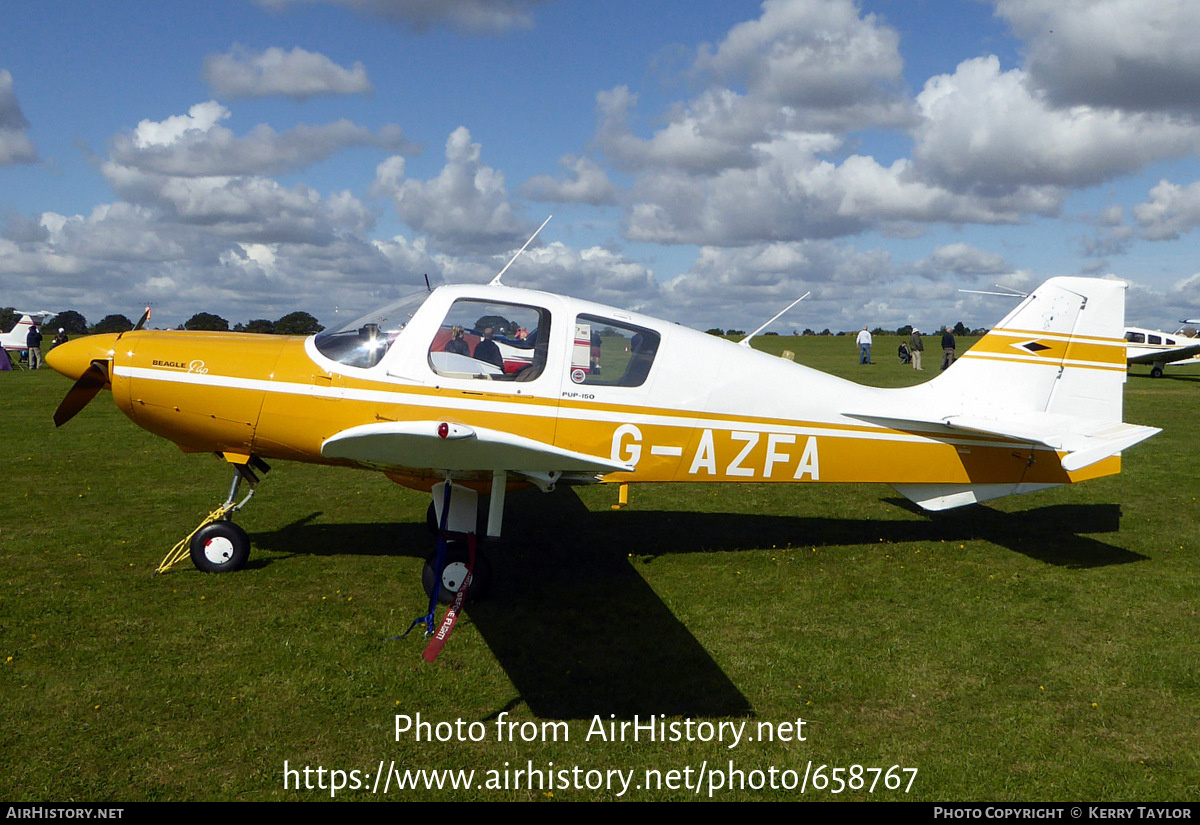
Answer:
top-left (1151, 366), bottom-right (1164, 379)
top-left (422, 541), bottom-right (490, 604)
top-left (189, 521), bottom-right (251, 573)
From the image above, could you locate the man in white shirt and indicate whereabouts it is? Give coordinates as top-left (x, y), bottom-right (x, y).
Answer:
top-left (856, 326), bottom-right (872, 364)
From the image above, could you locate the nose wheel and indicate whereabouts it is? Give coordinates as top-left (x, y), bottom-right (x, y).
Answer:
top-left (157, 456), bottom-right (269, 575)
top-left (190, 521), bottom-right (251, 572)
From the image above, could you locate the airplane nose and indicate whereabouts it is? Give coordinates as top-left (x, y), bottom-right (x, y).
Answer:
top-left (45, 334), bottom-right (121, 381)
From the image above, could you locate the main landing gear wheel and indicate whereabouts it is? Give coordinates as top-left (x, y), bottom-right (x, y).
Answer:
top-left (422, 542), bottom-right (490, 605)
top-left (1151, 366), bottom-right (1164, 378)
top-left (190, 521), bottom-right (251, 573)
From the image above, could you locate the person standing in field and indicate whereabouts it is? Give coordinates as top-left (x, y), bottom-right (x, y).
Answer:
top-left (941, 328), bottom-right (956, 370)
top-left (910, 327), bottom-right (924, 370)
top-left (26, 324), bottom-right (43, 370)
top-left (856, 326), bottom-right (873, 364)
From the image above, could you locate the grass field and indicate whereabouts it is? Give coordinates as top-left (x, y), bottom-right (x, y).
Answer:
top-left (2, 336), bottom-right (1198, 801)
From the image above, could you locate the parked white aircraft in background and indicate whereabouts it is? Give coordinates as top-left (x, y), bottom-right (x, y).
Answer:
top-left (1, 311), bottom-right (53, 352)
top-left (1124, 326), bottom-right (1200, 377)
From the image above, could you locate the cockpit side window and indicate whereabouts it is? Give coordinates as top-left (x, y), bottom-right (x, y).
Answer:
top-left (569, 314), bottom-right (660, 388)
top-left (428, 299), bottom-right (550, 382)
top-left (1125, 331), bottom-right (1145, 344)
top-left (314, 291), bottom-right (431, 369)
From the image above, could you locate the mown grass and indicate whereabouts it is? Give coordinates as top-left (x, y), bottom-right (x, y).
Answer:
top-left (1, 337), bottom-right (1197, 801)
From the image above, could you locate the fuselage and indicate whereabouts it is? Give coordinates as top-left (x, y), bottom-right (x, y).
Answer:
top-left (47, 284), bottom-right (1115, 494)
top-left (1124, 326), bottom-right (1200, 369)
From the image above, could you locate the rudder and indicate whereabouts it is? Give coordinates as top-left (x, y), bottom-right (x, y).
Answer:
top-left (935, 277), bottom-right (1129, 423)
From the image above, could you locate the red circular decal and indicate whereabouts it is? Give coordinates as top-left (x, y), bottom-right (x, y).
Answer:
top-left (571, 368), bottom-right (586, 383)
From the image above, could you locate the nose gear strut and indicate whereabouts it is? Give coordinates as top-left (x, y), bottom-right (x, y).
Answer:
top-left (157, 456), bottom-right (270, 573)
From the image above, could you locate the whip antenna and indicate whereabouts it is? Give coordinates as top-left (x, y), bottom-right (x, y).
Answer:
top-left (490, 215), bottom-right (552, 286)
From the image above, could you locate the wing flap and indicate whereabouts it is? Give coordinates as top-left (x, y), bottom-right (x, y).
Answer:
top-left (321, 420), bottom-right (633, 475)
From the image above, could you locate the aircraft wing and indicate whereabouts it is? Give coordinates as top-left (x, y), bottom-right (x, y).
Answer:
top-left (321, 420), bottom-right (634, 475)
top-left (1126, 342), bottom-right (1200, 364)
top-left (852, 412), bottom-right (1160, 473)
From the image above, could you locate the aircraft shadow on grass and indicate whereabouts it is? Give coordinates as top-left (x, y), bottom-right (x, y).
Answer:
top-left (1128, 372), bottom-right (1200, 383)
top-left (248, 486), bottom-right (1142, 719)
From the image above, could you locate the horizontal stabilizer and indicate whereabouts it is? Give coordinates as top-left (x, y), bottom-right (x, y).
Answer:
top-left (941, 414), bottom-right (1159, 472)
top-left (852, 412), bottom-right (1159, 473)
top-left (322, 420), bottom-right (633, 475)
top-left (1055, 422), bottom-right (1162, 472)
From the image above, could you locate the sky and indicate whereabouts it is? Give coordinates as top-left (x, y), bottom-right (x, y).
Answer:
top-left (4, 0), bottom-right (1200, 334)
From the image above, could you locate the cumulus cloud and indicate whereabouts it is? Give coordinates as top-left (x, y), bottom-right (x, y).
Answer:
top-left (115, 101), bottom-right (415, 177)
top-left (520, 155), bottom-right (618, 205)
top-left (658, 241), bottom-right (902, 331)
top-left (204, 45), bottom-right (372, 101)
top-left (595, 0), bottom-right (911, 178)
top-left (256, 0), bottom-right (545, 34)
top-left (500, 242), bottom-right (658, 308)
top-left (588, 2), bottom-right (1200, 260)
top-left (1, 199), bottom-right (428, 327)
top-left (0, 69), bottom-right (38, 165)
top-left (1166, 272), bottom-right (1200, 318)
top-left (39, 203), bottom-right (189, 263)
top-left (622, 131), bottom-right (1048, 247)
top-left (1133, 179), bottom-right (1200, 240)
top-left (695, 0), bottom-right (912, 129)
top-left (372, 126), bottom-right (531, 254)
top-left (910, 244), bottom-right (1012, 280)
top-left (997, 0), bottom-right (1200, 113)
top-left (131, 100), bottom-right (231, 148)
top-left (597, 86), bottom-right (764, 174)
top-left (101, 162), bottom-right (374, 243)
top-left (1120, 271), bottom-right (1200, 328)
top-left (0, 93), bottom-right (438, 326)
top-left (912, 56), bottom-right (1200, 193)
top-left (601, 5), bottom-right (1166, 249)
top-left (88, 101), bottom-right (412, 247)
top-left (595, 0), bottom-right (913, 180)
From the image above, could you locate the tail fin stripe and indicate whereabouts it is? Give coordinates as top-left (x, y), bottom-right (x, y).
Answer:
top-left (958, 351), bottom-right (1126, 372)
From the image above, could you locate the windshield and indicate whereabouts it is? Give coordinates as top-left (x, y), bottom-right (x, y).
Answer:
top-left (313, 290), bottom-right (431, 368)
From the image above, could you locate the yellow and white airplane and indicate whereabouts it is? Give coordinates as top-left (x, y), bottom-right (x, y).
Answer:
top-left (47, 275), bottom-right (1158, 602)
top-left (1124, 326), bottom-right (1200, 377)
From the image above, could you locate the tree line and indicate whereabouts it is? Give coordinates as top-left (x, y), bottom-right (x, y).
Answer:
top-left (0, 308), bottom-right (324, 336)
top-left (705, 321), bottom-right (985, 337)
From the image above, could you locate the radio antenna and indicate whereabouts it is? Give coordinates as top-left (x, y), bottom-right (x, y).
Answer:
top-left (739, 292), bottom-right (810, 347)
top-left (490, 215), bottom-right (551, 286)
top-left (959, 284), bottom-right (1029, 298)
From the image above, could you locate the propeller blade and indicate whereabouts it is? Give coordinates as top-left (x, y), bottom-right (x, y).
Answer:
top-left (133, 307), bottom-right (151, 331)
top-left (53, 360), bottom-right (109, 427)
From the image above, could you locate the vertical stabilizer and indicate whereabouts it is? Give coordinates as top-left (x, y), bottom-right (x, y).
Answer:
top-left (888, 277), bottom-right (1154, 510)
top-left (932, 277), bottom-right (1129, 423)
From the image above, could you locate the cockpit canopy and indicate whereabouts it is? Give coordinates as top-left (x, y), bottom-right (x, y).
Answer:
top-left (313, 291), bottom-right (431, 369)
top-left (313, 285), bottom-right (664, 387)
